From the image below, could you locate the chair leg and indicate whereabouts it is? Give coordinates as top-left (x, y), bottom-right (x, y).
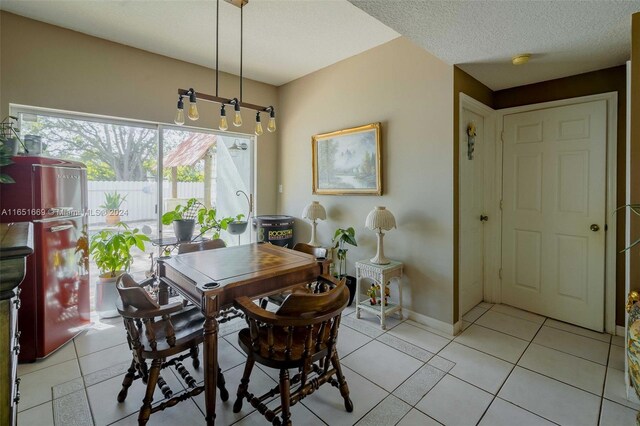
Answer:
top-left (138, 358), bottom-right (161, 425)
top-left (190, 345), bottom-right (200, 369)
top-left (139, 359), bottom-right (149, 384)
top-left (233, 357), bottom-right (255, 413)
top-left (218, 367), bottom-right (229, 402)
top-left (278, 369), bottom-right (292, 426)
top-left (330, 353), bottom-right (353, 412)
top-left (117, 360), bottom-right (137, 403)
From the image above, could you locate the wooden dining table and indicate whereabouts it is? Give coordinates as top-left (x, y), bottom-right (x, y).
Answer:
top-left (157, 243), bottom-right (321, 425)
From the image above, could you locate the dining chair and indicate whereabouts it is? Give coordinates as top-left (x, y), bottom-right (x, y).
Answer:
top-left (233, 275), bottom-right (353, 426)
top-left (177, 238), bottom-right (226, 254)
top-left (262, 242), bottom-right (331, 308)
top-left (115, 273), bottom-right (229, 425)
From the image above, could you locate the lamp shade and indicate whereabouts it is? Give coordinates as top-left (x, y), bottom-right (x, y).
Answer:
top-left (365, 206), bottom-right (396, 231)
top-left (302, 201), bottom-right (326, 221)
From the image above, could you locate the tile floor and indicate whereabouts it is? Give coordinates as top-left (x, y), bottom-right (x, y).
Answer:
top-left (15, 302), bottom-right (639, 426)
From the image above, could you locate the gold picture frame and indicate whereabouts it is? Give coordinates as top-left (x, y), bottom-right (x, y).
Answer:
top-left (312, 122), bottom-right (382, 195)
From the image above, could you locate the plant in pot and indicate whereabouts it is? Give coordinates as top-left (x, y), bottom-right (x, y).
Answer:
top-left (196, 206), bottom-right (241, 240)
top-left (90, 222), bottom-right (150, 318)
top-left (100, 191), bottom-right (127, 225)
top-left (161, 198), bottom-right (201, 242)
top-left (333, 227), bottom-right (358, 306)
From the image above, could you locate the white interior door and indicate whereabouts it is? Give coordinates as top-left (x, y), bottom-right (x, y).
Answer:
top-left (502, 100), bottom-right (607, 331)
top-left (460, 108), bottom-right (486, 316)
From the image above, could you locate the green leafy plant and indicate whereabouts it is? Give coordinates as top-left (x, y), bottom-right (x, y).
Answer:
top-left (197, 208), bottom-right (242, 239)
top-left (89, 223), bottom-right (150, 278)
top-left (333, 227), bottom-right (357, 277)
top-left (99, 191), bottom-right (127, 210)
top-left (161, 198), bottom-right (200, 224)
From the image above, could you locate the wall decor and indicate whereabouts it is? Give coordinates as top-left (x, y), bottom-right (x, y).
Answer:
top-left (312, 122), bottom-right (382, 195)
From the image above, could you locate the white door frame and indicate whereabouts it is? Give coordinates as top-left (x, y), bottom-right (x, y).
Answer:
top-left (458, 94), bottom-right (498, 319)
top-left (494, 92), bottom-right (618, 334)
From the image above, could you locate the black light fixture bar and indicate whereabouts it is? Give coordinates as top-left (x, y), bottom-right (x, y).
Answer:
top-left (177, 88), bottom-right (271, 113)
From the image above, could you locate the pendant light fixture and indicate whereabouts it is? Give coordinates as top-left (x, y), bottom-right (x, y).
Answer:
top-left (173, 0), bottom-right (276, 135)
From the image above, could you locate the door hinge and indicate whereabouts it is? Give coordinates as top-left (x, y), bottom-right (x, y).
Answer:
top-left (501, 131), bottom-right (505, 143)
top-left (499, 199), bottom-right (503, 210)
top-left (605, 224), bottom-right (608, 232)
top-left (499, 268), bottom-right (503, 280)
top-left (155, 204), bottom-right (158, 214)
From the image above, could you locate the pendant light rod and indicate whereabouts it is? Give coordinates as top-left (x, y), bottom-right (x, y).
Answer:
top-left (177, 88), bottom-right (271, 112)
top-left (240, 5), bottom-right (243, 103)
top-left (216, 0), bottom-right (219, 97)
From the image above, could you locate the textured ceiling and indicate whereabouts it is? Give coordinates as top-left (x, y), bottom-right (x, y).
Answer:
top-left (0, 0), bottom-right (399, 87)
top-left (349, 0), bottom-right (640, 90)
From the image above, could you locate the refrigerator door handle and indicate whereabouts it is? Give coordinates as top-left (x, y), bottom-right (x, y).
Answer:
top-left (48, 224), bottom-right (74, 232)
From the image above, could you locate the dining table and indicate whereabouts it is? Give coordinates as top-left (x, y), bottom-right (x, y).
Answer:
top-left (157, 242), bottom-right (322, 425)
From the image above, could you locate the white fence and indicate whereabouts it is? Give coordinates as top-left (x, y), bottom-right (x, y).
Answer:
top-left (88, 181), bottom-right (205, 225)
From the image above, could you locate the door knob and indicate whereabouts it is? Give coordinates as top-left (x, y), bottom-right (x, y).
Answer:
top-left (480, 215), bottom-right (488, 222)
top-left (590, 224), bottom-right (600, 232)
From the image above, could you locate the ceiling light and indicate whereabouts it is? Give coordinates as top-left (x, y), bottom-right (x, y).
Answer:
top-left (512, 54), bottom-right (531, 65)
top-left (173, 0), bottom-right (276, 133)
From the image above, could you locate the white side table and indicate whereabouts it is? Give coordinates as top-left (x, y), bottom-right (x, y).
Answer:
top-left (355, 259), bottom-right (403, 330)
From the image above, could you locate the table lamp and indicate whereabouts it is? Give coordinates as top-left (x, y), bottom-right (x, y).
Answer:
top-left (365, 206), bottom-right (396, 265)
top-left (302, 201), bottom-right (326, 247)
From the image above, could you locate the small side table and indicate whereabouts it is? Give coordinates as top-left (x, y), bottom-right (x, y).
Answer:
top-left (355, 259), bottom-right (403, 330)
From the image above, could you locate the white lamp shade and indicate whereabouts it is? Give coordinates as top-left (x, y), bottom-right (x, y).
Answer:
top-left (302, 201), bottom-right (326, 221)
top-left (365, 206), bottom-right (396, 230)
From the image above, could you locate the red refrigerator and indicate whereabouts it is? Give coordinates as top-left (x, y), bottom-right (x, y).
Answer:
top-left (0, 156), bottom-right (90, 362)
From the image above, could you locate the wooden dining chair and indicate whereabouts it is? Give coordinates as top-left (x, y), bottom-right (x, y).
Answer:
top-left (233, 275), bottom-right (353, 426)
top-left (115, 274), bottom-right (229, 425)
top-left (262, 243), bottom-right (332, 308)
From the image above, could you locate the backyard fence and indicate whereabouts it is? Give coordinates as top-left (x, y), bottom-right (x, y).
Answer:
top-left (88, 180), bottom-right (206, 225)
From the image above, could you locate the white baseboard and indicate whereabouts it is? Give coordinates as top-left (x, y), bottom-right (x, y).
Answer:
top-left (405, 309), bottom-right (459, 336)
top-left (617, 325), bottom-right (625, 337)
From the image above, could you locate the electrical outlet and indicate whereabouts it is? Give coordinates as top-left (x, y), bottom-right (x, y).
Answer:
top-left (278, 184), bottom-right (283, 193)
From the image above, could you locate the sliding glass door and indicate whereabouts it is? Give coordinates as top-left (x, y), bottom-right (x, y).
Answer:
top-left (159, 126), bottom-right (254, 246)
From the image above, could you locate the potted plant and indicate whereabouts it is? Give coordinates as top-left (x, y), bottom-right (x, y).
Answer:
top-left (333, 227), bottom-right (358, 306)
top-left (100, 191), bottom-right (127, 225)
top-left (89, 222), bottom-right (150, 318)
top-left (196, 206), bottom-right (240, 239)
top-left (226, 214), bottom-right (247, 236)
top-left (162, 198), bottom-right (200, 242)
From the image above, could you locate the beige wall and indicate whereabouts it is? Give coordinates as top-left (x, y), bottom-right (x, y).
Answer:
top-left (278, 37), bottom-right (455, 323)
top-left (0, 12), bottom-right (279, 214)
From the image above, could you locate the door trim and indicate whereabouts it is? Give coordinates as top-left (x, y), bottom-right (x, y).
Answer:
top-left (496, 92), bottom-right (618, 334)
top-left (458, 93), bottom-right (497, 318)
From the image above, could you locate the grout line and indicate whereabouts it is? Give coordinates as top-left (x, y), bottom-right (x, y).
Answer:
top-left (474, 316), bottom-right (547, 426)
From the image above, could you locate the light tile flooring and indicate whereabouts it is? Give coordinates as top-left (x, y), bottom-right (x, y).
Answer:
top-left (16, 302), bottom-right (638, 426)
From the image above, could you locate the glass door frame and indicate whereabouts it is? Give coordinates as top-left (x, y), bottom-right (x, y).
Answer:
top-left (10, 104), bottom-right (257, 242)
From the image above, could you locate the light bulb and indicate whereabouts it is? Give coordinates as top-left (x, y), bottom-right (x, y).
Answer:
top-left (187, 89), bottom-right (198, 120)
top-left (219, 116), bottom-right (228, 131)
top-left (219, 104), bottom-right (228, 131)
top-left (267, 117), bottom-right (276, 133)
top-left (255, 113), bottom-right (263, 136)
top-left (233, 111), bottom-right (243, 127)
top-left (174, 96), bottom-right (185, 125)
top-left (267, 107), bottom-right (276, 132)
top-left (188, 102), bottom-right (199, 121)
top-left (174, 109), bottom-right (185, 125)
top-left (232, 100), bottom-right (242, 127)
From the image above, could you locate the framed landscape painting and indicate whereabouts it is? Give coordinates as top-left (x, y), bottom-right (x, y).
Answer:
top-left (312, 122), bottom-right (382, 195)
